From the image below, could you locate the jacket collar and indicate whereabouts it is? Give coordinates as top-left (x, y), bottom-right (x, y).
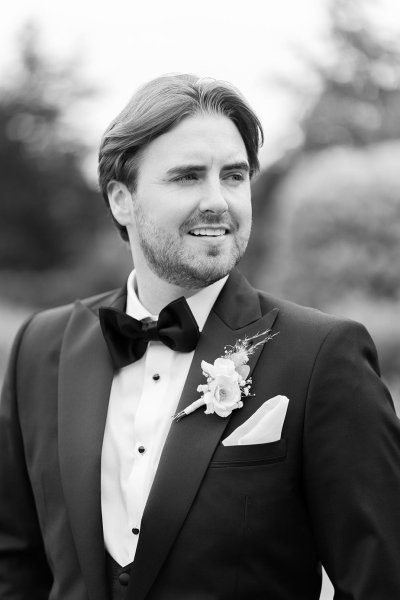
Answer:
top-left (58, 287), bottom-right (126, 600)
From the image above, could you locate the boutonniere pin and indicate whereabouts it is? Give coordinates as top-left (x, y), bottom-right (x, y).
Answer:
top-left (173, 330), bottom-right (276, 422)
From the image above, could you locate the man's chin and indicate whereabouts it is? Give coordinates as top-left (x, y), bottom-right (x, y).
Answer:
top-left (149, 257), bottom-right (235, 290)
top-left (177, 256), bottom-right (239, 289)
top-left (142, 239), bottom-right (245, 289)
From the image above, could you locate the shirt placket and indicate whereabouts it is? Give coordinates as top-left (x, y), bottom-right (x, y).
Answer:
top-left (126, 342), bottom-right (173, 550)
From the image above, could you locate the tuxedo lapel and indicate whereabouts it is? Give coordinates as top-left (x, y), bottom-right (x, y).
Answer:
top-left (58, 288), bottom-right (126, 600)
top-left (129, 271), bottom-right (279, 600)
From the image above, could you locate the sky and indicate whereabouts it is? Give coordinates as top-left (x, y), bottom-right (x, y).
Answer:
top-left (1, 0), bottom-right (398, 173)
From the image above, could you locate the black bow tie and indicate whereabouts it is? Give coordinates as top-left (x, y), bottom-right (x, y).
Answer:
top-left (99, 297), bottom-right (200, 369)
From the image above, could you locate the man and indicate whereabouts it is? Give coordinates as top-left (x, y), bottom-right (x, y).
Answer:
top-left (1, 73), bottom-right (400, 600)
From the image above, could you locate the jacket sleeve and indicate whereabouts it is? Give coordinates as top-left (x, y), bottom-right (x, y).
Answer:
top-left (303, 319), bottom-right (400, 599)
top-left (0, 321), bottom-right (52, 599)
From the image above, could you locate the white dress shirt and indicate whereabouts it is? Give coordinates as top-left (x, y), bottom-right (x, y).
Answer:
top-left (101, 271), bottom-right (228, 566)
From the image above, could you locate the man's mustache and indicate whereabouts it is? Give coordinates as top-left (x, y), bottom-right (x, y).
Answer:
top-left (182, 212), bottom-right (236, 231)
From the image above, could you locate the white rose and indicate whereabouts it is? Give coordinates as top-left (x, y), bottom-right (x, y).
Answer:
top-left (201, 358), bottom-right (243, 418)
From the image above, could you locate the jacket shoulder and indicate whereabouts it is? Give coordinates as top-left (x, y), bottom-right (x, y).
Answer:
top-left (254, 288), bottom-right (378, 365)
top-left (257, 288), bottom-right (353, 333)
top-left (17, 288), bottom-right (122, 348)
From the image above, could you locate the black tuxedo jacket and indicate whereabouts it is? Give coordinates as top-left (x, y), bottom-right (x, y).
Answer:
top-left (1, 269), bottom-right (400, 600)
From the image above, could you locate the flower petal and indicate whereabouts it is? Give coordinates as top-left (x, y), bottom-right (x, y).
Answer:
top-left (214, 357), bottom-right (236, 375)
top-left (201, 360), bottom-right (215, 378)
top-left (237, 364), bottom-right (250, 380)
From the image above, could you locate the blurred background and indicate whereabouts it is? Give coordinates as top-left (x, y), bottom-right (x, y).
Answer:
top-left (1, 1), bottom-right (399, 596)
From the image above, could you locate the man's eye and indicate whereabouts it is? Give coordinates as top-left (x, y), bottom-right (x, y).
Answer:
top-left (174, 173), bottom-right (198, 183)
top-left (225, 172), bottom-right (246, 182)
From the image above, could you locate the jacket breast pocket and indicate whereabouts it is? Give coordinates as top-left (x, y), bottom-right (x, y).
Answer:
top-left (209, 438), bottom-right (287, 468)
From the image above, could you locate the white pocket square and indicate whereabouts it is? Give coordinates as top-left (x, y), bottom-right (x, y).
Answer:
top-left (222, 395), bottom-right (289, 446)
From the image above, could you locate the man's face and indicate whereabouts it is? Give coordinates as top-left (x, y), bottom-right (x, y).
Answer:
top-left (126, 113), bottom-right (252, 289)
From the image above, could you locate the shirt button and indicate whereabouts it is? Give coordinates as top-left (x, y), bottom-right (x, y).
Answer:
top-left (152, 373), bottom-right (160, 381)
top-left (132, 527), bottom-right (140, 535)
top-left (138, 446), bottom-right (146, 454)
top-left (119, 572), bottom-right (130, 586)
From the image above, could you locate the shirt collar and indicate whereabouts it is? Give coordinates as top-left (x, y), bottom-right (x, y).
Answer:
top-left (125, 270), bottom-right (228, 332)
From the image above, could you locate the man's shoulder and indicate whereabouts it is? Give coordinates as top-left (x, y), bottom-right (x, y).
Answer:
top-left (225, 269), bottom-right (359, 338)
top-left (254, 286), bottom-right (363, 343)
top-left (257, 288), bottom-right (340, 326)
top-left (253, 287), bottom-right (378, 376)
top-left (19, 288), bottom-right (122, 345)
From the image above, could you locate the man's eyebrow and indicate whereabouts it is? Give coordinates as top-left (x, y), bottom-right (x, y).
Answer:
top-left (221, 161), bottom-right (250, 173)
top-left (166, 165), bottom-right (207, 177)
top-left (166, 161), bottom-right (250, 176)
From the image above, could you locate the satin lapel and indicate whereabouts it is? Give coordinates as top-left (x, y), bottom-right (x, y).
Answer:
top-left (58, 288), bottom-right (126, 600)
top-left (129, 271), bottom-right (279, 600)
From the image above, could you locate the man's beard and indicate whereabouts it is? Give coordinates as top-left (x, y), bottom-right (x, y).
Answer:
top-left (133, 206), bottom-right (250, 289)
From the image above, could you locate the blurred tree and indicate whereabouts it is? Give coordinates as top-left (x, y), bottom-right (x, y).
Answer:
top-left (302, 0), bottom-right (400, 150)
top-left (0, 23), bottom-right (104, 271)
top-left (273, 142), bottom-right (400, 306)
top-left (271, 0), bottom-right (400, 302)
top-left (253, 0), bottom-right (400, 296)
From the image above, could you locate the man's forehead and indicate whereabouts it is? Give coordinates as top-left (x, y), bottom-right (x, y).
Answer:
top-left (159, 138), bottom-right (248, 166)
top-left (137, 112), bottom-right (249, 173)
top-left (146, 141), bottom-right (249, 170)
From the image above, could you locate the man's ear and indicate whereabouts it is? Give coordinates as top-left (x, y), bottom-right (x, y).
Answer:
top-left (107, 181), bottom-right (133, 227)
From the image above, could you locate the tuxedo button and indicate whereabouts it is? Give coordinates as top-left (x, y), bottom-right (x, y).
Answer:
top-left (152, 373), bottom-right (160, 381)
top-left (132, 527), bottom-right (140, 535)
top-left (138, 446), bottom-right (146, 454)
top-left (119, 572), bottom-right (130, 586)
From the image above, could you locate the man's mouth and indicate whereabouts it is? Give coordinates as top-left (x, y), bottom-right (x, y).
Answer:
top-left (188, 227), bottom-right (228, 237)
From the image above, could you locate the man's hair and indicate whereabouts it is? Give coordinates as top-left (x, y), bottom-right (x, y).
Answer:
top-left (98, 73), bottom-right (264, 240)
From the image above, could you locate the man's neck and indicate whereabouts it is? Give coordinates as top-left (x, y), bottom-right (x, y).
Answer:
top-left (133, 268), bottom-right (201, 315)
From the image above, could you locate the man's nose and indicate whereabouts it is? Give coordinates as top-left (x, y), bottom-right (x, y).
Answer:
top-left (198, 180), bottom-right (228, 214)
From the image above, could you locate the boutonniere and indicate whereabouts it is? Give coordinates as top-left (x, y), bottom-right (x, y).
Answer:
top-left (173, 330), bottom-right (276, 422)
